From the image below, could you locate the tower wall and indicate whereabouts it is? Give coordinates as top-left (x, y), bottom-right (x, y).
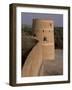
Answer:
top-left (32, 19), bottom-right (55, 60)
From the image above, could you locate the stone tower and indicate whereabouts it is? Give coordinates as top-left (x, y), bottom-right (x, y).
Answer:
top-left (22, 19), bottom-right (55, 76)
top-left (32, 19), bottom-right (55, 60)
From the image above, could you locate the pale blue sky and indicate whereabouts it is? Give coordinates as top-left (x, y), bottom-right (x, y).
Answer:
top-left (21, 12), bottom-right (63, 27)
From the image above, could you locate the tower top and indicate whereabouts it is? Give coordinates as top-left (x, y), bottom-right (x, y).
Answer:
top-left (33, 19), bottom-right (54, 23)
top-left (32, 19), bottom-right (54, 30)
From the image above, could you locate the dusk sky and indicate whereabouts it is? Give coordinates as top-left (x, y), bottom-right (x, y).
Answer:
top-left (21, 12), bottom-right (63, 27)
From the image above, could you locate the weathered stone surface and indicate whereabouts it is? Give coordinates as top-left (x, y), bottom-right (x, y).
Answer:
top-left (22, 43), bottom-right (42, 77)
top-left (39, 50), bottom-right (63, 76)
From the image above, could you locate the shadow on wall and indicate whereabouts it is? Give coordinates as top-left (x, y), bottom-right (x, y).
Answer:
top-left (22, 34), bottom-right (38, 67)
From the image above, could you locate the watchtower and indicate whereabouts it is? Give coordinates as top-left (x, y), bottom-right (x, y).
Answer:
top-left (22, 19), bottom-right (55, 76)
top-left (32, 19), bottom-right (55, 60)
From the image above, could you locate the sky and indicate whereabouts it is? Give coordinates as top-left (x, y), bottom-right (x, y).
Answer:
top-left (21, 12), bottom-right (63, 27)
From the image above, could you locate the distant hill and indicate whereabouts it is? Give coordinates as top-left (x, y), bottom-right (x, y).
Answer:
top-left (54, 27), bottom-right (63, 49)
